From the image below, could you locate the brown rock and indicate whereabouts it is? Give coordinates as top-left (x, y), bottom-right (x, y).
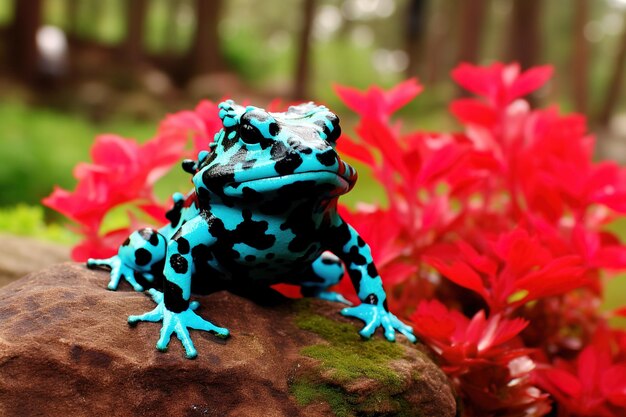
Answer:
top-left (0, 263), bottom-right (456, 417)
top-left (0, 234), bottom-right (70, 287)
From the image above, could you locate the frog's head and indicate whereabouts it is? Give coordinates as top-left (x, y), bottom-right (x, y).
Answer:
top-left (195, 100), bottom-right (357, 204)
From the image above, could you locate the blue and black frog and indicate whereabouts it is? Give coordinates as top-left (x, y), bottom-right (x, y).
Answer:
top-left (88, 100), bottom-right (416, 358)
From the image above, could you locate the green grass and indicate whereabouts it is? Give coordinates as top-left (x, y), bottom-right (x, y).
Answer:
top-left (0, 204), bottom-right (76, 244)
top-left (0, 101), bottom-right (160, 207)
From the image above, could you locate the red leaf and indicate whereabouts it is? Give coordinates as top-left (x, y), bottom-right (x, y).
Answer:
top-left (334, 78), bottom-right (422, 119)
top-left (384, 78), bottom-right (424, 114)
top-left (452, 62), bottom-right (504, 99)
top-left (602, 364), bottom-right (626, 407)
top-left (514, 256), bottom-right (587, 303)
top-left (508, 65), bottom-right (553, 102)
top-left (536, 368), bottom-right (582, 398)
top-left (336, 135), bottom-right (377, 167)
top-left (450, 99), bottom-right (498, 126)
top-left (424, 255), bottom-right (490, 302)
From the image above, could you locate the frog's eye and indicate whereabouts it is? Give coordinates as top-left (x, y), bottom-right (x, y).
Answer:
top-left (239, 120), bottom-right (265, 145)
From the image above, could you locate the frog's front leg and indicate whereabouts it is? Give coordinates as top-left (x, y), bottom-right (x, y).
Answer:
top-left (327, 217), bottom-right (416, 343)
top-left (127, 215), bottom-right (229, 359)
top-left (87, 228), bottom-right (166, 291)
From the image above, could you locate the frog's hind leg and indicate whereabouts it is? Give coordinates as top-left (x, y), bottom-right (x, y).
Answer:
top-left (87, 228), bottom-right (166, 292)
top-left (298, 252), bottom-right (352, 305)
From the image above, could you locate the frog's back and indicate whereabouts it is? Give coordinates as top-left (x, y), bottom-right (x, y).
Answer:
top-left (203, 201), bottom-right (333, 284)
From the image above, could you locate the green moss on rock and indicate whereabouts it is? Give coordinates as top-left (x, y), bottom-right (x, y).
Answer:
top-left (290, 300), bottom-right (421, 416)
top-left (291, 380), bottom-right (353, 417)
top-left (295, 303), bottom-right (404, 388)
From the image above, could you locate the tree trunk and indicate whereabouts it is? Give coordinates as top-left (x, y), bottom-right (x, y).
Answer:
top-left (404, 0), bottom-right (429, 78)
top-left (187, 0), bottom-right (224, 77)
top-left (10, 0), bottom-right (42, 84)
top-left (163, 0), bottom-right (184, 53)
top-left (597, 11), bottom-right (626, 127)
top-left (86, 0), bottom-right (105, 40)
top-left (293, 0), bottom-right (316, 100)
top-left (66, 0), bottom-right (80, 35)
top-left (424, 0), bottom-right (459, 84)
top-left (572, 0), bottom-right (589, 114)
top-left (124, 0), bottom-right (149, 66)
top-left (507, 0), bottom-right (543, 69)
top-left (456, 0), bottom-right (488, 65)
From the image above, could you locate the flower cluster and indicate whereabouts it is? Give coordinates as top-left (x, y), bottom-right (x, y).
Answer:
top-left (43, 100), bottom-right (222, 260)
top-left (44, 63), bottom-right (626, 416)
top-left (336, 63), bottom-right (626, 416)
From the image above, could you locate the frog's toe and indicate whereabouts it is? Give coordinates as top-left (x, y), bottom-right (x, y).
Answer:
top-left (87, 257), bottom-right (113, 269)
top-left (317, 291), bottom-right (353, 306)
top-left (390, 315), bottom-right (417, 343)
top-left (147, 288), bottom-right (164, 304)
top-left (186, 314), bottom-right (230, 338)
top-left (381, 315), bottom-right (397, 342)
top-left (177, 328), bottom-right (198, 359)
top-left (108, 262), bottom-right (129, 291)
top-left (128, 303), bottom-right (163, 325)
top-left (87, 256), bottom-right (122, 290)
top-left (88, 256), bottom-right (145, 291)
top-left (120, 270), bottom-right (144, 292)
top-left (156, 313), bottom-right (176, 352)
top-left (341, 304), bottom-right (379, 338)
top-left (341, 303), bottom-right (416, 343)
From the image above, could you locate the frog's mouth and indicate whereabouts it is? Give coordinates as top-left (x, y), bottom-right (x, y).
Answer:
top-left (223, 169), bottom-right (356, 198)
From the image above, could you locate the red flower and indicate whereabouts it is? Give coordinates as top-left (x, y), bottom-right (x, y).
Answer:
top-left (335, 80), bottom-right (474, 253)
top-left (43, 116), bottom-right (195, 259)
top-left (334, 78), bottom-right (422, 121)
top-left (452, 62), bottom-right (553, 108)
top-left (410, 299), bottom-right (529, 370)
top-left (534, 330), bottom-right (626, 416)
top-left (157, 99), bottom-right (222, 157)
top-left (410, 299), bottom-right (549, 416)
top-left (424, 228), bottom-right (587, 313)
top-left (71, 227), bottom-right (133, 261)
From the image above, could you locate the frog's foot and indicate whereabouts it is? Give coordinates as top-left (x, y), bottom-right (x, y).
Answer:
top-left (316, 291), bottom-right (353, 306)
top-left (87, 256), bottom-right (146, 292)
top-left (128, 290), bottom-right (229, 359)
top-left (341, 304), bottom-right (417, 343)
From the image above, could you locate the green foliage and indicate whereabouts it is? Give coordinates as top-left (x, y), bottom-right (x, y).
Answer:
top-left (599, 218), bottom-right (626, 326)
top-left (0, 101), bottom-right (155, 206)
top-left (0, 204), bottom-right (76, 244)
top-left (0, 0), bottom-right (12, 25)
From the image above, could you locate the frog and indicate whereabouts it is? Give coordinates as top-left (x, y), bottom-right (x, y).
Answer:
top-left (87, 100), bottom-right (416, 359)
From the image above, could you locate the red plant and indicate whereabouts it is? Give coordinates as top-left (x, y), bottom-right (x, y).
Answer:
top-left (333, 62), bottom-right (626, 416)
top-left (43, 100), bottom-right (221, 260)
top-left (45, 62), bottom-right (626, 417)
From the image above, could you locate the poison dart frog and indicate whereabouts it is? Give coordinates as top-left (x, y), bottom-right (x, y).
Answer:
top-left (88, 100), bottom-right (416, 358)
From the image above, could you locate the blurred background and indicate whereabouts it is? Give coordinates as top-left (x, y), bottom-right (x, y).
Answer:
top-left (1, 0), bottom-right (626, 226)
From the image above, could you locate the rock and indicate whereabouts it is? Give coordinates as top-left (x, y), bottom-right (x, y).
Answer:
top-left (0, 263), bottom-right (456, 417)
top-left (0, 234), bottom-right (70, 288)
